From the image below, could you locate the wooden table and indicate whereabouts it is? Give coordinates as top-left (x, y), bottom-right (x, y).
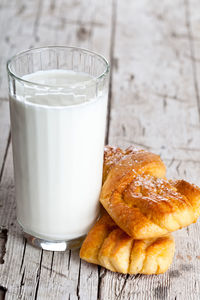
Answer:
top-left (1, 0), bottom-right (200, 299)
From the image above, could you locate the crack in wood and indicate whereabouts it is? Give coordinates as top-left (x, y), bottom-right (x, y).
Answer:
top-left (33, 0), bottom-right (43, 43)
top-left (121, 124), bottom-right (126, 136)
top-left (17, 4), bottom-right (26, 16)
top-left (171, 31), bottom-right (200, 41)
top-left (0, 228), bottom-right (8, 264)
top-left (50, 251), bottom-right (54, 277)
top-left (163, 97), bottom-right (167, 111)
top-left (168, 158), bottom-right (175, 168)
top-left (97, 266), bottom-right (101, 300)
top-left (153, 92), bottom-right (187, 103)
top-left (173, 146), bottom-right (200, 152)
top-left (67, 250), bottom-right (71, 270)
top-left (105, 0), bottom-right (118, 144)
top-left (184, 0), bottom-right (200, 121)
top-left (18, 267), bottom-right (26, 298)
top-left (164, 158), bottom-right (200, 163)
top-left (0, 131), bottom-right (11, 183)
top-left (19, 239), bottom-right (27, 273)
top-left (0, 286), bottom-right (7, 300)
top-left (50, 0), bottom-right (55, 12)
top-left (61, 18), bottom-right (105, 27)
top-left (116, 274), bottom-right (141, 300)
top-left (44, 18), bottom-right (106, 31)
top-left (76, 259), bottom-right (81, 300)
top-left (41, 264), bottom-right (67, 278)
top-left (34, 250), bottom-right (43, 300)
top-left (176, 160), bottom-right (182, 175)
top-left (97, 267), bottom-right (107, 300)
top-left (116, 274), bottom-right (129, 300)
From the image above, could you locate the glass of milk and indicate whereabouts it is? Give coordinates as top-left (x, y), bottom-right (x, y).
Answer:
top-left (7, 46), bottom-right (109, 251)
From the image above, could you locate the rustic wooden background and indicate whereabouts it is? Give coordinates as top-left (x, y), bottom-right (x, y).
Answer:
top-left (1, 0), bottom-right (200, 299)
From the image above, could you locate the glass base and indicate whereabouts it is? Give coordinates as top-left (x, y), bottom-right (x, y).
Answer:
top-left (23, 231), bottom-right (86, 251)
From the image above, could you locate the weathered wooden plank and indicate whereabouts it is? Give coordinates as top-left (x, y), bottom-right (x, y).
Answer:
top-left (100, 0), bottom-right (200, 299)
top-left (109, 0), bottom-right (200, 162)
top-left (0, 0), bottom-right (113, 299)
top-left (0, 1), bottom-right (47, 298)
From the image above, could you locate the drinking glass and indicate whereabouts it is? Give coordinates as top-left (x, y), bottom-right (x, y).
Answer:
top-left (7, 46), bottom-right (109, 251)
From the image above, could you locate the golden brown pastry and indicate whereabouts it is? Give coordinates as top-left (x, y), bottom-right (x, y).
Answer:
top-left (100, 146), bottom-right (200, 239)
top-left (80, 212), bottom-right (175, 274)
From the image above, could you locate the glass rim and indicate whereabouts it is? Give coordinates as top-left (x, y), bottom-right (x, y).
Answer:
top-left (7, 46), bottom-right (110, 89)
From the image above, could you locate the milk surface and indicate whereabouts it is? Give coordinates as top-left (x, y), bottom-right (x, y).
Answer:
top-left (9, 70), bottom-right (107, 240)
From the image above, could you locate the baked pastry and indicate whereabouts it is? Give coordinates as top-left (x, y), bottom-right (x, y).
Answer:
top-left (102, 145), bottom-right (166, 184)
top-left (80, 212), bottom-right (175, 274)
top-left (100, 146), bottom-right (200, 239)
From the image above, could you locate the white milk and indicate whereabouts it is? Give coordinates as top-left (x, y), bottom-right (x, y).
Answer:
top-left (9, 70), bottom-right (108, 240)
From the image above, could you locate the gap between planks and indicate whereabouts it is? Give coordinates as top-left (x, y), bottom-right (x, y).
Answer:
top-left (184, 0), bottom-right (200, 121)
top-left (105, 0), bottom-right (118, 145)
top-left (98, 0), bottom-right (118, 298)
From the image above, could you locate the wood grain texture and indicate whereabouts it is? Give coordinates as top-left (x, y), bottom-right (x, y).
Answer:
top-left (1, 0), bottom-right (200, 299)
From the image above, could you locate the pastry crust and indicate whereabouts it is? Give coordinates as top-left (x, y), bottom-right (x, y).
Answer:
top-left (80, 212), bottom-right (175, 274)
top-left (100, 146), bottom-right (200, 239)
